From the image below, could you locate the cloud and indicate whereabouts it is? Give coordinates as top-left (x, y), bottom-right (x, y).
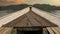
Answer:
top-left (26, 0), bottom-right (60, 6)
top-left (0, 0), bottom-right (26, 6)
top-left (6, 0), bottom-right (25, 4)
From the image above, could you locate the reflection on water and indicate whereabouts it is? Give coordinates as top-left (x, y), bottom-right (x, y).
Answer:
top-left (0, 10), bottom-right (17, 18)
top-left (46, 10), bottom-right (60, 18)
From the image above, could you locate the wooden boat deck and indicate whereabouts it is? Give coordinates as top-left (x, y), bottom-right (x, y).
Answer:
top-left (2, 11), bottom-right (58, 28)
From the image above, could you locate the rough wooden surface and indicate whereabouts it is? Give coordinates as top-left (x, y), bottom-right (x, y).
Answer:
top-left (47, 27), bottom-right (60, 34)
top-left (0, 27), bottom-right (13, 34)
top-left (2, 11), bottom-right (58, 27)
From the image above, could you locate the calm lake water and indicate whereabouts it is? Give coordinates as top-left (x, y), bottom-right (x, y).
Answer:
top-left (0, 10), bottom-right (17, 18)
top-left (47, 10), bottom-right (60, 18)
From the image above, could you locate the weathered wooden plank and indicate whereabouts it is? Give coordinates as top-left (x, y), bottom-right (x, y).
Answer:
top-left (31, 11), bottom-right (57, 27)
top-left (51, 27), bottom-right (60, 34)
top-left (2, 14), bottom-right (26, 27)
top-left (15, 16), bottom-right (29, 27)
top-left (26, 12), bottom-right (41, 26)
top-left (47, 27), bottom-right (55, 34)
top-left (0, 27), bottom-right (13, 34)
top-left (28, 11), bottom-right (42, 26)
top-left (0, 27), bottom-right (5, 31)
top-left (2, 11), bottom-right (58, 27)
top-left (28, 11), bottom-right (52, 27)
top-left (0, 27), bottom-right (7, 34)
top-left (55, 27), bottom-right (60, 33)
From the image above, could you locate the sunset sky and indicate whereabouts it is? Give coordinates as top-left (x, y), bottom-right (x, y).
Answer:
top-left (26, 0), bottom-right (60, 6)
top-left (0, 0), bottom-right (60, 6)
top-left (0, 0), bottom-right (26, 6)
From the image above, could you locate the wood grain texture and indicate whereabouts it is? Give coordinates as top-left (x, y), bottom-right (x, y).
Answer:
top-left (2, 11), bottom-right (58, 27)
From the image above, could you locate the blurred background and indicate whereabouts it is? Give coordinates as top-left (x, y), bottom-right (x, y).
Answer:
top-left (0, 0), bottom-right (60, 18)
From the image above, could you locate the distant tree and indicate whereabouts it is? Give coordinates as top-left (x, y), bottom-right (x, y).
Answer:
top-left (0, 4), bottom-right (29, 11)
top-left (33, 4), bottom-right (60, 12)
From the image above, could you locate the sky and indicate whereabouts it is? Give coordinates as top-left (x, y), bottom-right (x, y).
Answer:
top-left (0, 0), bottom-right (25, 6)
top-left (0, 0), bottom-right (60, 6)
top-left (26, 0), bottom-right (60, 6)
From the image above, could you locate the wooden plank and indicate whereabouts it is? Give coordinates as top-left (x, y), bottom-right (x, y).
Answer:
top-left (26, 12), bottom-right (41, 26)
top-left (51, 27), bottom-right (60, 34)
top-left (0, 27), bottom-right (7, 34)
top-left (31, 11), bottom-right (58, 27)
top-left (52, 27), bottom-right (60, 33)
top-left (55, 27), bottom-right (60, 33)
top-left (2, 27), bottom-right (13, 34)
top-left (28, 12), bottom-right (42, 26)
top-left (0, 27), bottom-right (5, 31)
top-left (47, 27), bottom-right (55, 34)
top-left (0, 27), bottom-right (13, 34)
top-left (15, 16), bottom-right (29, 27)
top-left (2, 11), bottom-right (58, 27)
top-left (29, 11), bottom-right (52, 27)
top-left (2, 14), bottom-right (26, 27)
top-left (13, 15), bottom-right (26, 27)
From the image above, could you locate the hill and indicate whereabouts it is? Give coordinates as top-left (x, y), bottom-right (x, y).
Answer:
top-left (33, 4), bottom-right (60, 11)
top-left (0, 4), bottom-right (29, 11)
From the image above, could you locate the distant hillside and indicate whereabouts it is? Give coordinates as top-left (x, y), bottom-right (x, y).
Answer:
top-left (0, 4), bottom-right (60, 11)
top-left (33, 4), bottom-right (60, 11)
top-left (0, 4), bottom-right (29, 11)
